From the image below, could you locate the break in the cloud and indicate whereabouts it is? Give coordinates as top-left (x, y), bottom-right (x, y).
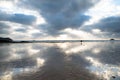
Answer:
top-left (0, 0), bottom-right (120, 40)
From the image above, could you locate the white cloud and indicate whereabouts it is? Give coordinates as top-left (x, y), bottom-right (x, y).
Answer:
top-left (0, 0), bottom-right (14, 9)
top-left (0, 0), bottom-right (120, 40)
top-left (85, 0), bottom-right (120, 25)
top-left (0, 0), bottom-right (47, 40)
top-left (62, 28), bottom-right (98, 40)
top-left (92, 29), bottom-right (101, 34)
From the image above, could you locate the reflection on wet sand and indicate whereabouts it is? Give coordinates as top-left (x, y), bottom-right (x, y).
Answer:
top-left (13, 47), bottom-right (99, 80)
top-left (0, 42), bottom-right (120, 80)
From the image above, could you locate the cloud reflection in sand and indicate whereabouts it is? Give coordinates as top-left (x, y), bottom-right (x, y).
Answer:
top-left (0, 42), bottom-right (120, 80)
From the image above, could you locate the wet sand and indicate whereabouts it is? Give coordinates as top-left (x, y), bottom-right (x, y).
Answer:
top-left (0, 42), bottom-right (120, 80)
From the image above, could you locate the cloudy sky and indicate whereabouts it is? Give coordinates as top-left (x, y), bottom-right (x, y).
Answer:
top-left (0, 0), bottom-right (120, 40)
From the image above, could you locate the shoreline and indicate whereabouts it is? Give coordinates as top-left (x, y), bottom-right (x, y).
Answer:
top-left (0, 40), bottom-right (119, 43)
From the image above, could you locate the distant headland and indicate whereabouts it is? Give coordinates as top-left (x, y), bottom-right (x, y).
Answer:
top-left (0, 37), bottom-right (13, 43)
top-left (0, 37), bottom-right (30, 43)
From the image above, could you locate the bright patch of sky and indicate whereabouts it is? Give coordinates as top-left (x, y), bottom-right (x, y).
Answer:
top-left (85, 0), bottom-right (120, 25)
top-left (112, 0), bottom-right (120, 5)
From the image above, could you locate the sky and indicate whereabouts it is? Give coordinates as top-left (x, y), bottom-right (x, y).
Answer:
top-left (0, 0), bottom-right (120, 40)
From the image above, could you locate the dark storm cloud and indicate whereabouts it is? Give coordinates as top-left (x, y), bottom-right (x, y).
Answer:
top-left (20, 0), bottom-right (99, 13)
top-left (0, 11), bottom-right (36, 25)
top-left (0, 22), bottom-right (11, 34)
top-left (9, 14), bottom-right (36, 25)
top-left (19, 0), bottom-right (99, 35)
top-left (15, 28), bottom-right (27, 33)
top-left (81, 16), bottom-right (120, 38)
top-left (37, 15), bottom-right (90, 35)
top-left (94, 16), bottom-right (120, 33)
